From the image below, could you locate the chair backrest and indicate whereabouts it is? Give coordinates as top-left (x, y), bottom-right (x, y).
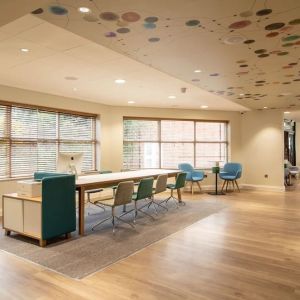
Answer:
top-left (223, 163), bottom-right (242, 179)
top-left (174, 172), bottom-right (187, 189)
top-left (178, 163), bottom-right (194, 180)
top-left (114, 181), bottom-right (134, 206)
top-left (136, 177), bottom-right (154, 200)
top-left (155, 174), bottom-right (168, 194)
top-left (178, 163), bottom-right (194, 172)
top-left (41, 174), bottom-right (76, 240)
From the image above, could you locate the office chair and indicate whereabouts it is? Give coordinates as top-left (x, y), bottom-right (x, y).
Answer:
top-left (160, 172), bottom-right (187, 207)
top-left (178, 163), bottom-right (205, 194)
top-left (146, 174), bottom-right (169, 214)
top-left (219, 163), bottom-right (242, 192)
top-left (92, 181), bottom-right (134, 232)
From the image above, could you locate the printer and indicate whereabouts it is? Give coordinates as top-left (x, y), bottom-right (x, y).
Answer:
top-left (17, 180), bottom-right (42, 198)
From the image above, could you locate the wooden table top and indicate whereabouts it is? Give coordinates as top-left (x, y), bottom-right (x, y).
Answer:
top-left (76, 169), bottom-right (179, 187)
top-left (3, 193), bottom-right (42, 203)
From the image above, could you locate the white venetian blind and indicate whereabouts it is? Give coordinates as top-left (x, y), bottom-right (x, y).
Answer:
top-left (123, 119), bottom-right (159, 169)
top-left (0, 103), bottom-right (97, 179)
top-left (123, 118), bottom-right (228, 170)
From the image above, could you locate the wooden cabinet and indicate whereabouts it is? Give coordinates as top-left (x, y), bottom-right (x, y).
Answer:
top-left (2, 193), bottom-right (44, 246)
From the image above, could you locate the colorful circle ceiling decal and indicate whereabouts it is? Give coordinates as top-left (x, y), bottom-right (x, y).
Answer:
top-left (121, 12), bottom-right (141, 22)
top-left (255, 49), bottom-right (267, 54)
top-left (144, 23), bottom-right (156, 29)
top-left (148, 37), bottom-right (160, 42)
top-left (289, 19), bottom-right (300, 25)
top-left (280, 26), bottom-right (294, 32)
top-left (266, 32), bottom-right (279, 37)
top-left (265, 23), bottom-right (285, 30)
top-left (229, 20), bottom-right (251, 29)
top-left (256, 9), bottom-right (272, 16)
top-left (277, 51), bottom-right (289, 55)
top-left (282, 43), bottom-right (294, 47)
top-left (49, 6), bottom-right (68, 15)
top-left (244, 39), bottom-right (255, 44)
top-left (240, 11), bottom-right (253, 17)
top-left (105, 32), bottom-right (117, 38)
top-left (116, 28), bottom-right (130, 34)
top-left (100, 12), bottom-right (119, 21)
top-left (186, 20), bottom-right (200, 26)
top-left (258, 54), bottom-right (269, 58)
top-left (282, 35), bottom-right (300, 42)
top-left (145, 16), bottom-right (159, 23)
top-left (31, 8), bottom-right (43, 14)
top-left (83, 14), bottom-right (98, 22)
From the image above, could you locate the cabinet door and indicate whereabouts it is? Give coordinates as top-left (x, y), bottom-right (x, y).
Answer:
top-left (23, 201), bottom-right (41, 238)
top-left (3, 197), bottom-right (23, 232)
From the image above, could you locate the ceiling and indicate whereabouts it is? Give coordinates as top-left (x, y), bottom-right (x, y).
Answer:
top-left (0, 0), bottom-right (299, 110)
top-left (0, 15), bottom-right (245, 110)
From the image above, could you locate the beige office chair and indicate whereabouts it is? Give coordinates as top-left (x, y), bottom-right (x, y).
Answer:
top-left (146, 174), bottom-right (168, 213)
top-left (92, 181), bottom-right (134, 232)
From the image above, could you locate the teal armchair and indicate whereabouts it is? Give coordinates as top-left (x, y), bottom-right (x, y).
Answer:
top-left (34, 172), bottom-right (76, 244)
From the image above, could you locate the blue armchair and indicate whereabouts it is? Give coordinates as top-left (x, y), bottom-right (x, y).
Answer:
top-left (219, 163), bottom-right (242, 192)
top-left (178, 163), bottom-right (205, 194)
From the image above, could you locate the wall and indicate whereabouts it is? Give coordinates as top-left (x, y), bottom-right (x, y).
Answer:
top-left (241, 110), bottom-right (284, 191)
top-left (0, 85), bottom-right (285, 215)
top-left (296, 122), bottom-right (300, 166)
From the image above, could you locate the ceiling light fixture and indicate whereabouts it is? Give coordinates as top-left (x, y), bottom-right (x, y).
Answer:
top-left (284, 111), bottom-right (291, 114)
top-left (201, 105), bottom-right (208, 109)
top-left (263, 106), bottom-right (268, 109)
top-left (20, 48), bottom-right (29, 52)
top-left (168, 96), bottom-right (176, 99)
top-left (78, 7), bottom-right (91, 13)
top-left (194, 70), bottom-right (202, 73)
top-left (115, 79), bottom-right (126, 84)
top-left (239, 93), bottom-right (245, 96)
top-left (128, 101), bottom-right (135, 104)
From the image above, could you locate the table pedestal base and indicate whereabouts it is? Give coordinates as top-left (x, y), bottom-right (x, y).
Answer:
top-left (207, 191), bottom-right (225, 195)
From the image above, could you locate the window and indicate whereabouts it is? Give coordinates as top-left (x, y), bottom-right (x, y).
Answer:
top-left (0, 102), bottom-right (97, 179)
top-left (123, 118), bottom-right (228, 169)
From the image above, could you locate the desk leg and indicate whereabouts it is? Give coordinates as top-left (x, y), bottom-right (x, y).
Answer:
top-left (177, 188), bottom-right (182, 202)
top-left (78, 187), bottom-right (85, 235)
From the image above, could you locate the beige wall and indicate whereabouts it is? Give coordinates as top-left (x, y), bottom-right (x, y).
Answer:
top-left (241, 110), bottom-right (284, 189)
top-left (0, 85), bottom-right (285, 214)
top-left (296, 122), bottom-right (300, 166)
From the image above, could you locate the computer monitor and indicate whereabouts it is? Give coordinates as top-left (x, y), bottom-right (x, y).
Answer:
top-left (57, 152), bottom-right (83, 176)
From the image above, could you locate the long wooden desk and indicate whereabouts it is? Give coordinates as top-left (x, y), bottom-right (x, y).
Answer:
top-left (76, 169), bottom-right (180, 235)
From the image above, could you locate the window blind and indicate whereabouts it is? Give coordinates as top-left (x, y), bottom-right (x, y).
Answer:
top-left (0, 103), bottom-right (97, 179)
top-left (123, 118), bottom-right (228, 169)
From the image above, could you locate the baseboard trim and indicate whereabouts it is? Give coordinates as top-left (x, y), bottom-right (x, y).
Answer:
top-left (241, 184), bottom-right (285, 192)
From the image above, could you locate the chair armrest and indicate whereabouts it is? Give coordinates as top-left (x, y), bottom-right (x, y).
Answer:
top-left (86, 189), bottom-right (103, 194)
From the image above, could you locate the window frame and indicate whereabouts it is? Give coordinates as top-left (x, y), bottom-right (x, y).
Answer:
top-left (123, 116), bottom-right (229, 169)
top-left (0, 100), bottom-right (98, 179)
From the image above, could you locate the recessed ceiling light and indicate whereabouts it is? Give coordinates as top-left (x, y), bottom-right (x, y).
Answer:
top-left (128, 101), bottom-right (135, 104)
top-left (73, 87), bottom-right (78, 91)
top-left (78, 7), bottom-right (91, 13)
top-left (239, 93), bottom-right (245, 96)
top-left (201, 105), bottom-right (208, 109)
top-left (284, 111), bottom-right (291, 114)
top-left (168, 96), bottom-right (176, 99)
top-left (194, 70), bottom-right (202, 73)
top-left (115, 79), bottom-right (126, 84)
top-left (20, 48), bottom-right (29, 52)
top-left (263, 106), bottom-right (268, 109)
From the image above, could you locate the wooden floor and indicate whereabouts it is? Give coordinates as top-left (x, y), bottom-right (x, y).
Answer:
top-left (0, 186), bottom-right (299, 300)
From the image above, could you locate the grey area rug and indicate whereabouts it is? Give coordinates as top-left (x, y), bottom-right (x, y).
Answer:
top-left (0, 198), bottom-right (227, 279)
